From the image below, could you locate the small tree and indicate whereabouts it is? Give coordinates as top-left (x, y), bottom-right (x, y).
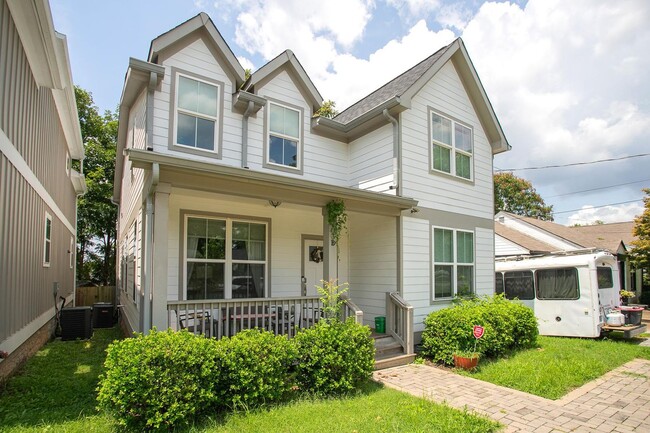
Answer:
top-left (314, 100), bottom-right (338, 118)
top-left (317, 279), bottom-right (348, 322)
top-left (494, 172), bottom-right (553, 221)
top-left (630, 188), bottom-right (650, 272)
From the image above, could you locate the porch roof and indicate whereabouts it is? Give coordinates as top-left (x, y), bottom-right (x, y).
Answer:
top-left (127, 149), bottom-right (418, 216)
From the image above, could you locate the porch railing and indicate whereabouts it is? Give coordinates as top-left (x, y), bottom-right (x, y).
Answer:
top-left (342, 298), bottom-right (363, 324)
top-left (386, 292), bottom-right (414, 355)
top-left (167, 296), bottom-right (323, 339)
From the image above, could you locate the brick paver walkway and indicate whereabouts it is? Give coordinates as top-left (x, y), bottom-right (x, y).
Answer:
top-left (374, 359), bottom-right (650, 432)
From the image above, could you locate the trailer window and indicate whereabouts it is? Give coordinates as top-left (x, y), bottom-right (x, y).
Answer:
top-left (536, 268), bottom-right (579, 300)
top-left (495, 273), bottom-right (504, 295)
top-left (597, 267), bottom-right (613, 289)
top-left (504, 271), bottom-right (534, 300)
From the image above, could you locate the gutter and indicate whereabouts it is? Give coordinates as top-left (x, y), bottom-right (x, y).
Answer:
top-left (312, 96), bottom-right (404, 134)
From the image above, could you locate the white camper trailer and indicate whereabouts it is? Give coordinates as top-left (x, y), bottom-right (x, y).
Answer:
top-left (495, 251), bottom-right (643, 338)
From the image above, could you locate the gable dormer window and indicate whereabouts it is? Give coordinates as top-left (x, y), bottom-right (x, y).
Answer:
top-left (170, 69), bottom-right (223, 158)
top-left (429, 109), bottom-right (473, 180)
top-left (265, 101), bottom-right (302, 172)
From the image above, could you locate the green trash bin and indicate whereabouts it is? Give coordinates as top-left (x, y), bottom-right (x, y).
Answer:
top-left (375, 316), bottom-right (386, 333)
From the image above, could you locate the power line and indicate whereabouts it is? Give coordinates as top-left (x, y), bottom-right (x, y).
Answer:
top-left (495, 153), bottom-right (650, 172)
top-left (546, 178), bottom-right (650, 198)
top-left (553, 199), bottom-right (643, 215)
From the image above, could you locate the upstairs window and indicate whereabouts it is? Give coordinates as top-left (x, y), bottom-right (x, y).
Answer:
top-left (267, 102), bottom-right (301, 170)
top-left (175, 74), bottom-right (219, 152)
top-left (430, 110), bottom-right (473, 180)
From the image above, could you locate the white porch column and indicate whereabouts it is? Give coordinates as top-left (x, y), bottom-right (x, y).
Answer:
top-left (322, 207), bottom-right (338, 283)
top-left (151, 183), bottom-right (171, 330)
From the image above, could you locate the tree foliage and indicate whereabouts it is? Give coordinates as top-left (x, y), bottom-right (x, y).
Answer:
top-left (630, 188), bottom-right (650, 271)
top-left (494, 172), bottom-right (554, 221)
top-left (314, 100), bottom-right (338, 119)
top-left (75, 86), bottom-right (118, 285)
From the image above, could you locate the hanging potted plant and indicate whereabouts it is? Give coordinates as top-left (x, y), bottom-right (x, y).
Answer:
top-left (325, 199), bottom-right (347, 247)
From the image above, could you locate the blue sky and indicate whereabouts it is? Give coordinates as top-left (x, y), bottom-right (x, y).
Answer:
top-left (50, 0), bottom-right (650, 225)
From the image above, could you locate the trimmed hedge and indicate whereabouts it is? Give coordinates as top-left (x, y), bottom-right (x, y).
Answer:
top-left (96, 329), bottom-right (218, 431)
top-left (215, 329), bottom-right (297, 409)
top-left (421, 295), bottom-right (538, 365)
top-left (294, 318), bottom-right (375, 395)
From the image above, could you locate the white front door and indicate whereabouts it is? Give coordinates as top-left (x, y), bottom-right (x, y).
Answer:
top-left (303, 239), bottom-right (323, 296)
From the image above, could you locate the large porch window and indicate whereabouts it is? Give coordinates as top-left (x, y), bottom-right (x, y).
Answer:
top-left (185, 216), bottom-right (267, 300)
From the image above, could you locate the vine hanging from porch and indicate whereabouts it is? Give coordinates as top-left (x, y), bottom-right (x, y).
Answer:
top-left (326, 199), bottom-right (347, 246)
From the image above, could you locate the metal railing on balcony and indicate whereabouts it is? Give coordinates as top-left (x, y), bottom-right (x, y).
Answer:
top-left (386, 292), bottom-right (414, 354)
top-left (167, 296), bottom-right (332, 339)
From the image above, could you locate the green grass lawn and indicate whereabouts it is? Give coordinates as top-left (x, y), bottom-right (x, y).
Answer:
top-left (0, 329), bottom-right (499, 433)
top-left (458, 335), bottom-right (650, 400)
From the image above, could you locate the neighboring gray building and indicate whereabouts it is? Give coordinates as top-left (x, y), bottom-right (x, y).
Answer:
top-left (0, 0), bottom-right (85, 380)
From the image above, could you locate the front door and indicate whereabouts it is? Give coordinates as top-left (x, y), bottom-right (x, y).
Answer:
top-left (302, 238), bottom-right (323, 296)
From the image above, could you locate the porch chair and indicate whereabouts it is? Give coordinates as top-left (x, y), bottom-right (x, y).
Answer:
top-left (178, 311), bottom-right (212, 337)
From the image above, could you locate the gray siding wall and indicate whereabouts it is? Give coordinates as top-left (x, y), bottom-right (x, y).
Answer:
top-left (0, 0), bottom-right (76, 345)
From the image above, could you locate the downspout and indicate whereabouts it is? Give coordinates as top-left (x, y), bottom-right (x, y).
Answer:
top-left (241, 101), bottom-right (254, 168)
top-left (382, 109), bottom-right (400, 196)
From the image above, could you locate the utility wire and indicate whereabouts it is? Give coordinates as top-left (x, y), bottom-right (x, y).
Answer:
top-left (495, 153), bottom-right (650, 172)
top-left (553, 199), bottom-right (643, 215)
top-left (546, 178), bottom-right (650, 198)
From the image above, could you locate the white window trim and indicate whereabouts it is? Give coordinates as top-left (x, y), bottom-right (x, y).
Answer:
top-left (43, 213), bottom-right (52, 267)
top-left (429, 109), bottom-right (474, 181)
top-left (431, 226), bottom-right (475, 301)
top-left (173, 72), bottom-right (220, 154)
top-left (265, 101), bottom-right (302, 172)
top-left (183, 215), bottom-right (269, 300)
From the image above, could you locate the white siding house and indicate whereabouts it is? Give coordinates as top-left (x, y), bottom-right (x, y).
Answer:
top-left (113, 13), bottom-right (509, 353)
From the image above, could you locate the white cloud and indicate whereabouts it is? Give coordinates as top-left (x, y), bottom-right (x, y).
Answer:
top-left (567, 203), bottom-right (644, 226)
top-left (462, 0), bottom-right (650, 197)
top-left (385, 0), bottom-right (441, 18)
top-left (237, 56), bottom-right (256, 72)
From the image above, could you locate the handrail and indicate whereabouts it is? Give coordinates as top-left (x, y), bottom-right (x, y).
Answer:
top-left (342, 298), bottom-right (363, 325)
top-left (386, 292), bottom-right (414, 355)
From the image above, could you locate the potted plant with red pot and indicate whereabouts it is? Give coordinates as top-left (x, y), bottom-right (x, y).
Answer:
top-left (452, 349), bottom-right (480, 370)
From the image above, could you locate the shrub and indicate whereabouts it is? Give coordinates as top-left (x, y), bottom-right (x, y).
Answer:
top-left (294, 318), bottom-right (375, 395)
top-left (215, 329), bottom-right (297, 409)
top-left (421, 295), bottom-right (538, 365)
top-left (96, 329), bottom-right (218, 431)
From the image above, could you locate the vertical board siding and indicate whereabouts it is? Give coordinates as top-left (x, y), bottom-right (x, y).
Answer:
top-left (0, 155), bottom-right (74, 342)
top-left (0, 0), bottom-right (76, 225)
top-left (0, 1), bottom-right (76, 345)
top-left (348, 212), bottom-right (397, 327)
top-left (400, 61), bottom-right (494, 219)
top-left (348, 124), bottom-right (393, 189)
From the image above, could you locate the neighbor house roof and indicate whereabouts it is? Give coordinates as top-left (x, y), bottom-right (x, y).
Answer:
top-left (494, 224), bottom-right (557, 253)
top-left (497, 212), bottom-right (637, 255)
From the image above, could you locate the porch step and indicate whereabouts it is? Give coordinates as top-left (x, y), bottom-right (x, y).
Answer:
top-left (374, 353), bottom-right (417, 370)
top-left (374, 334), bottom-right (404, 358)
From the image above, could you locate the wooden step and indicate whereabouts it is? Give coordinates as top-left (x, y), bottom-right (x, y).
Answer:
top-left (373, 334), bottom-right (404, 357)
top-left (374, 353), bottom-right (417, 370)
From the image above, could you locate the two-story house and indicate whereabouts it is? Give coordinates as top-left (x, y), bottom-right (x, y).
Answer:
top-left (0, 0), bottom-right (85, 381)
top-left (113, 13), bottom-right (509, 359)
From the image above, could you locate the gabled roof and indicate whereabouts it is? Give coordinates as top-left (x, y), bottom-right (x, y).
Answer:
top-left (495, 224), bottom-right (557, 253)
top-left (244, 50), bottom-right (323, 112)
top-left (148, 12), bottom-right (246, 85)
top-left (332, 38), bottom-right (510, 154)
top-left (496, 211), bottom-right (637, 255)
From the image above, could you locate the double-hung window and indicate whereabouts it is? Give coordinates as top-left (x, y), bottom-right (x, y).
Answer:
top-left (43, 213), bottom-right (52, 267)
top-left (432, 227), bottom-right (474, 300)
top-left (430, 110), bottom-right (473, 180)
top-left (185, 216), bottom-right (267, 300)
top-left (175, 74), bottom-right (219, 152)
top-left (268, 102), bottom-right (300, 169)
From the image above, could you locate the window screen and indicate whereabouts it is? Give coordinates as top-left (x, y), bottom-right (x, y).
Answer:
top-left (536, 268), bottom-right (579, 300)
top-left (504, 271), bottom-right (534, 300)
top-left (495, 272), bottom-right (504, 295)
top-left (597, 267), bottom-right (613, 289)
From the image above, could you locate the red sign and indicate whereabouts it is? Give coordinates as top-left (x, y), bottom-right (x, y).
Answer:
top-left (473, 325), bottom-right (484, 339)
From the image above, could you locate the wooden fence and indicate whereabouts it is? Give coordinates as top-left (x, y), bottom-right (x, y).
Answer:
top-left (75, 286), bottom-right (115, 306)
